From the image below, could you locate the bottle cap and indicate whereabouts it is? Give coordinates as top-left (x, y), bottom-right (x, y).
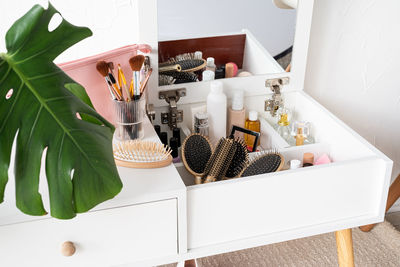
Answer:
top-left (249, 110), bottom-right (258, 121)
top-left (231, 90), bottom-right (244, 110)
top-left (202, 70), bottom-right (215, 81)
top-left (303, 152), bottom-right (314, 164)
top-left (169, 137), bottom-right (178, 158)
top-left (290, 159), bottom-right (301, 169)
top-left (210, 81), bottom-right (223, 94)
top-left (207, 57), bottom-right (215, 66)
top-left (215, 67), bottom-right (225, 79)
top-left (194, 51), bottom-right (203, 59)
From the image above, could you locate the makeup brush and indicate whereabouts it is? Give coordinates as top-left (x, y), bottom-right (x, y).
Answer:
top-left (140, 68), bottom-right (153, 96)
top-left (129, 55), bottom-right (145, 100)
top-left (181, 133), bottom-right (213, 184)
top-left (239, 151), bottom-right (284, 177)
top-left (118, 64), bottom-right (131, 102)
top-left (96, 61), bottom-right (121, 100)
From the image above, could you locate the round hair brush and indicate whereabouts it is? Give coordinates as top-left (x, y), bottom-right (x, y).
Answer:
top-left (225, 138), bottom-right (249, 179)
top-left (162, 71), bottom-right (198, 84)
top-left (203, 138), bottom-right (237, 183)
top-left (239, 151), bottom-right (284, 178)
top-left (181, 134), bottom-right (213, 184)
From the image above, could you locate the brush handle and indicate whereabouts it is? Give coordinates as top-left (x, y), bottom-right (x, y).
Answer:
top-left (139, 68), bottom-right (153, 96)
top-left (104, 77), bottom-right (117, 100)
top-left (203, 176), bottom-right (215, 183)
top-left (159, 64), bottom-right (182, 73)
top-left (134, 71), bottom-right (141, 100)
top-left (194, 175), bottom-right (202, 185)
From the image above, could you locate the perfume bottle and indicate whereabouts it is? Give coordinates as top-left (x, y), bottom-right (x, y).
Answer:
top-left (291, 121), bottom-right (313, 146)
top-left (276, 108), bottom-right (292, 144)
top-left (245, 111), bottom-right (260, 150)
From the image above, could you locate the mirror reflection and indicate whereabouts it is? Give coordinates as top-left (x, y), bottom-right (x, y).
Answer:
top-left (157, 0), bottom-right (297, 86)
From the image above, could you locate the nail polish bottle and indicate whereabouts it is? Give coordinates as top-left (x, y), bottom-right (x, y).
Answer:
top-left (173, 127), bottom-right (181, 147)
top-left (160, 132), bottom-right (168, 146)
top-left (169, 137), bottom-right (180, 163)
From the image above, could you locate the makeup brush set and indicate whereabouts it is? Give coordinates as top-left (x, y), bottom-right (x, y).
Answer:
top-left (96, 55), bottom-right (152, 140)
top-left (181, 133), bottom-right (284, 184)
top-left (96, 55), bottom-right (152, 102)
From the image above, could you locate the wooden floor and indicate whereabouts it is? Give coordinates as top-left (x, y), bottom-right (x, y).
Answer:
top-left (386, 212), bottom-right (400, 231)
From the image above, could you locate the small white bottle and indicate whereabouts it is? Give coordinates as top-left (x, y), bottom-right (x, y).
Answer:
top-left (206, 57), bottom-right (216, 73)
top-left (207, 81), bottom-right (227, 145)
top-left (202, 70), bottom-right (215, 81)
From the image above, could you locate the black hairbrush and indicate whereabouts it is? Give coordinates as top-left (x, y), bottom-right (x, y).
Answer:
top-left (239, 151), bottom-right (284, 178)
top-left (162, 71), bottom-right (198, 84)
top-left (225, 138), bottom-right (249, 179)
top-left (181, 134), bottom-right (213, 184)
top-left (203, 138), bottom-right (237, 183)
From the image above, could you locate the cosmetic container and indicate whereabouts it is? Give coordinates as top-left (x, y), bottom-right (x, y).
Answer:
top-left (194, 112), bottom-right (209, 137)
top-left (207, 81), bottom-right (227, 144)
top-left (227, 89), bottom-right (245, 137)
top-left (206, 57), bottom-right (216, 73)
top-left (245, 110), bottom-right (260, 149)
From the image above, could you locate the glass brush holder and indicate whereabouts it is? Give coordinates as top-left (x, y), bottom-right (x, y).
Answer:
top-left (112, 98), bottom-right (146, 141)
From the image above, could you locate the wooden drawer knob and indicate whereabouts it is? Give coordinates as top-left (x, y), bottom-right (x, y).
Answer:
top-left (61, 241), bottom-right (76, 256)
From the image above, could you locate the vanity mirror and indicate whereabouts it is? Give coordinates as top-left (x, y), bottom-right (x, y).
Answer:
top-left (157, 0), bottom-right (297, 86)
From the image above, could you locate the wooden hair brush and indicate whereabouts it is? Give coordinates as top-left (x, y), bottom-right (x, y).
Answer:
top-left (203, 138), bottom-right (237, 183)
top-left (239, 150), bottom-right (284, 177)
top-left (181, 133), bottom-right (213, 184)
top-left (113, 140), bottom-right (172, 169)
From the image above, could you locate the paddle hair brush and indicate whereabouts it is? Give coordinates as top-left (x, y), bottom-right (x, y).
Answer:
top-left (129, 55), bottom-right (145, 100)
top-left (203, 138), bottom-right (237, 183)
top-left (181, 133), bottom-right (213, 185)
top-left (162, 71), bottom-right (198, 84)
top-left (225, 138), bottom-right (249, 179)
top-left (239, 151), bottom-right (284, 178)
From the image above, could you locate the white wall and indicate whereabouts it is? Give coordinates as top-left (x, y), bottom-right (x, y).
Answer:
top-left (0, 0), bottom-right (139, 63)
top-left (157, 0), bottom-right (296, 57)
top-left (305, 0), bottom-right (400, 211)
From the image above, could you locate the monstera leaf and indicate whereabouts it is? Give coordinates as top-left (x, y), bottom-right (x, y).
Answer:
top-left (0, 4), bottom-right (122, 219)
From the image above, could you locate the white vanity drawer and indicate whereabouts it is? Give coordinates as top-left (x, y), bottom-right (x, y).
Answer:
top-left (185, 156), bottom-right (386, 249)
top-left (0, 199), bottom-right (178, 267)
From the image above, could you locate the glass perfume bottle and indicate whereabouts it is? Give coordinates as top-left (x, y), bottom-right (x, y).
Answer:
top-left (291, 121), bottom-right (314, 146)
top-left (276, 108), bottom-right (292, 144)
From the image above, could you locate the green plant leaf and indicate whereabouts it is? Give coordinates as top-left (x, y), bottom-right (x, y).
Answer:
top-left (0, 3), bottom-right (122, 219)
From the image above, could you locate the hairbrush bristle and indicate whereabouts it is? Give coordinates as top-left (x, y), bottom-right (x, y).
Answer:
top-left (204, 138), bottom-right (237, 183)
top-left (96, 61), bottom-right (109, 77)
top-left (240, 150), bottom-right (284, 178)
top-left (225, 138), bottom-right (249, 178)
top-left (129, 55), bottom-right (145, 71)
top-left (159, 74), bottom-right (176, 86)
top-left (162, 71), bottom-right (198, 83)
top-left (161, 58), bottom-right (206, 72)
top-left (113, 140), bottom-right (172, 162)
top-left (181, 134), bottom-right (212, 176)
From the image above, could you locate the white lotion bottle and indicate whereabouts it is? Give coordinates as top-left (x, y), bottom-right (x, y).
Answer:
top-left (207, 81), bottom-right (227, 145)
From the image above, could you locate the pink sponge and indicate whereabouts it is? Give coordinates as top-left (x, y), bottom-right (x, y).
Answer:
top-left (314, 154), bottom-right (332, 165)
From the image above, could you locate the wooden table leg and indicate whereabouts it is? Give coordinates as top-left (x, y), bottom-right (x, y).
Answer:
top-left (183, 259), bottom-right (197, 267)
top-left (360, 173), bottom-right (400, 232)
top-left (335, 229), bottom-right (355, 267)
